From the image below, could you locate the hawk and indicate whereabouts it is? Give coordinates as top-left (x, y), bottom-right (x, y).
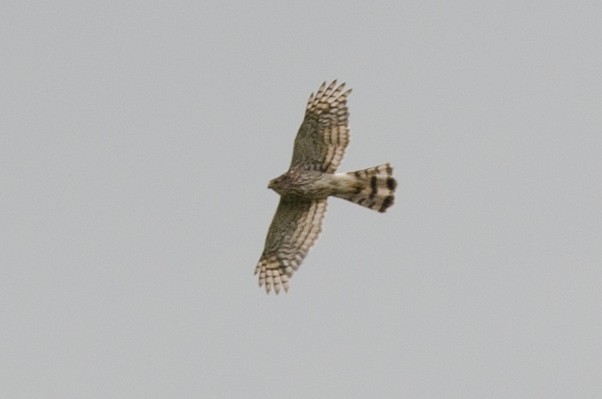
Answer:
top-left (255, 81), bottom-right (397, 294)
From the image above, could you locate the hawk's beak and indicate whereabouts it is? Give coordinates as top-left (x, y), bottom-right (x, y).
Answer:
top-left (268, 180), bottom-right (274, 189)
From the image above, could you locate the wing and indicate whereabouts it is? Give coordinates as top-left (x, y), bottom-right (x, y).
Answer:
top-left (289, 80), bottom-right (352, 173)
top-left (255, 196), bottom-right (328, 294)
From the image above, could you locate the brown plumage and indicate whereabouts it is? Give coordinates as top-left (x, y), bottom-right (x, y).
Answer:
top-left (255, 81), bottom-right (397, 294)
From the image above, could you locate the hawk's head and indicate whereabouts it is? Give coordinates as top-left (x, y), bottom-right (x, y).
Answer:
top-left (268, 172), bottom-right (295, 195)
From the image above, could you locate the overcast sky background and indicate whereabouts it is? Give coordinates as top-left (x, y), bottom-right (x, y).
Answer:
top-left (2, 1), bottom-right (601, 398)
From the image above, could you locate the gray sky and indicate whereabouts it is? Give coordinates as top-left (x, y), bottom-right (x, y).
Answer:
top-left (2, 1), bottom-right (601, 398)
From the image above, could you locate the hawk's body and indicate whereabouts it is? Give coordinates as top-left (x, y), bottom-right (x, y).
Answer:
top-left (255, 81), bottom-right (396, 294)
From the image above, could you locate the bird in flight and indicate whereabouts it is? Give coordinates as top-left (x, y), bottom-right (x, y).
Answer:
top-left (255, 80), bottom-right (397, 294)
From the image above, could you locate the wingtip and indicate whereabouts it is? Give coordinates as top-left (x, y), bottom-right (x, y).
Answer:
top-left (257, 275), bottom-right (290, 295)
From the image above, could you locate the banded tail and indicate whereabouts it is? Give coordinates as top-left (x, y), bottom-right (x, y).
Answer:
top-left (335, 163), bottom-right (397, 213)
